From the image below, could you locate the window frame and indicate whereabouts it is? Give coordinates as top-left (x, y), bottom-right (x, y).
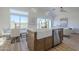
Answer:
top-left (10, 13), bottom-right (28, 29)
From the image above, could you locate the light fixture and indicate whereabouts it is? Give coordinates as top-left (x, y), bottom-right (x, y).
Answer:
top-left (60, 7), bottom-right (67, 12)
top-left (46, 8), bottom-right (56, 19)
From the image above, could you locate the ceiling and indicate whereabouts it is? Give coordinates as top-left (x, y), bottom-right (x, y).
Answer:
top-left (9, 7), bottom-right (79, 17)
top-left (10, 7), bottom-right (58, 13)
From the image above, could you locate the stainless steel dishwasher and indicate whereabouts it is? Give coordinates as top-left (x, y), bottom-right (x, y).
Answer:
top-left (52, 29), bottom-right (61, 46)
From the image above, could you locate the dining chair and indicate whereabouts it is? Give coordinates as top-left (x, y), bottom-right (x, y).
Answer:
top-left (0, 29), bottom-right (5, 37)
top-left (63, 28), bottom-right (72, 38)
top-left (0, 30), bottom-right (2, 35)
top-left (10, 29), bottom-right (20, 44)
top-left (0, 30), bottom-right (6, 46)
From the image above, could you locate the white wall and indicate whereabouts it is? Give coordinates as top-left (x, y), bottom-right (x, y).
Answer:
top-left (0, 7), bottom-right (29, 30)
top-left (54, 7), bottom-right (79, 28)
top-left (64, 8), bottom-right (79, 28)
top-left (0, 7), bottom-right (10, 30)
top-left (67, 8), bottom-right (79, 33)
top-left (28, 8), bottom-right (47, 29)
top-left (0, 7), bottom-right (79, 32)
top-left (58, 7), bottom-right (79, 33)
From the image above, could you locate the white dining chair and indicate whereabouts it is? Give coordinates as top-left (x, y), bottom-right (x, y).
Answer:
top-left (0, 30), bottom-right (2, 37)
top-left (63, 28), bottom-right (72, 38)
top-left (0, 29), bottom-right (5, 37)
top-left (0, 30), bottom-right (6, 46)
top-left (10, 29), bottom-right (20, 43)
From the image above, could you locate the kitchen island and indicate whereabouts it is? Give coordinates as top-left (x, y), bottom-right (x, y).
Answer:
top-left (26, 27), bottom-right (63, 51)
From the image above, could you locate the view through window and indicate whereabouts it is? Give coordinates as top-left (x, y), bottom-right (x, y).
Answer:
top-left (10, 9), bottom-right (28, 30)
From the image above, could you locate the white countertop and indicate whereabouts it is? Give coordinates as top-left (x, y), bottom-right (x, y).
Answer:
top-left (27, 27), bottom-right (63, 32)
top-left (37, 29), bottom-right (52, 39)
top-left (27, 27), bottom-right (63, 39)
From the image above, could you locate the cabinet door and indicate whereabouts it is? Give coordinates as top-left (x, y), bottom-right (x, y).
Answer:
top-left (36, 39), bottom-right (45, 51)
top-left (27, 30), bottom-right (36, 51)
top-left (45, 36), bottom-right (53, 50)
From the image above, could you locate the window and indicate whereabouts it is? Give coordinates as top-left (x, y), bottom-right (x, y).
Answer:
top-left (10, 9), bottom-right (28, 29)
top-left (10, 14), bottom-right (20, 29)
top-left (37, 17), bottom-right (51, 29)
top-left (20, 16), bottom-right (28, 29)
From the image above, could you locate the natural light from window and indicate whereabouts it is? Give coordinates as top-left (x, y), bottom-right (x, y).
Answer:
top-left (10, 9), bottom-right (28, 30)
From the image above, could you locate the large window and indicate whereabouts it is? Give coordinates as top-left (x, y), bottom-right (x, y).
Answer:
top-left (37, 17), bottom-right (51, 29)
top-left (10, 9), bottom-right (28, 29)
